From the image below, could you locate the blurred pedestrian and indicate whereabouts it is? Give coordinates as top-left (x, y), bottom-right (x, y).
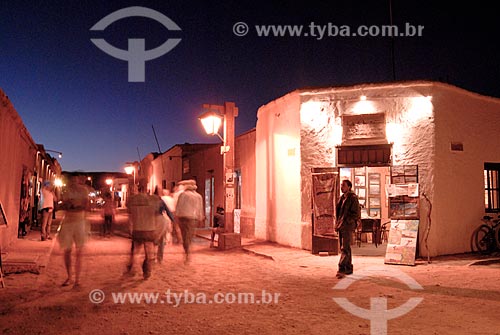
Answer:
top-left (126, 186), bottom-right (165, 279)
top-left (58, 176), bottom-right (91, 289)
top-left (154, 187), bottom-right (174, 264)
top-left (175, 179), bottom-right (204, 264)
top-left (102, 192), bottom-right (116, 237)
top-left (18, 198), bottom-right (30, 238)
top-left (161, 185), bottom-right (184, 244)
top-left (170, 184), bottom-right (184, 244)
top-left (40, 181), bottom-right (56, 241)
top-left (161, 189), bottom-right (176, 246)
top-left (335, 179), bottom-right (361, 279)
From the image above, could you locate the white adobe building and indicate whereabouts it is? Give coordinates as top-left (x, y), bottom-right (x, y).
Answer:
top-left (255, 81), bottom-right (500, 257)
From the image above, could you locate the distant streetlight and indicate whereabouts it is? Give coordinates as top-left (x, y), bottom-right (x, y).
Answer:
top-left (45, 149), bottom-right (63, 159)
top-left (198, 102), bottom-right (239, 249)
top-left (105, 178), bottom-right (113, 192)
top-left (54, 178), bottom-right (63, 187)
top-left (124, 163), bottom-right (137, 194)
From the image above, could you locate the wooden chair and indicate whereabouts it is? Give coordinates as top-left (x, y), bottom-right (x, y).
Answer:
top-left (356, 219), bottom-right (382, 247)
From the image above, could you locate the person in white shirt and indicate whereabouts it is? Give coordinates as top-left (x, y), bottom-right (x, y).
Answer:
top-left (40, 181), bottom-right (56, 241)
top-left (175, 180), bottom-right (204, 264)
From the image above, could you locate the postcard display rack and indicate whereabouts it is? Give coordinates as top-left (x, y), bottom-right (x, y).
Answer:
top-left (384, 165), bottom-right (420, 266)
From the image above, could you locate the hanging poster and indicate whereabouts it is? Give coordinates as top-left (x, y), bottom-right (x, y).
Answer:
top-left (384, 219), bottom-right (419, 265)
top-left (0, 201), bottom-right (7, 226)
top-left (312, 173), bottom-right (337, 235)
top-left (233, 209), bottom-right (241, 234)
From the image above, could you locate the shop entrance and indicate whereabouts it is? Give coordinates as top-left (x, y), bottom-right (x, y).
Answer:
top-left (340, 165), bottom-right (391, 256)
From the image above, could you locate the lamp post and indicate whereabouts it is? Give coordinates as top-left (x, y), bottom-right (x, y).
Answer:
top-left (124, 163), bottom-right (137, 194)
top-left (199, 102), bottom-right (240, 249)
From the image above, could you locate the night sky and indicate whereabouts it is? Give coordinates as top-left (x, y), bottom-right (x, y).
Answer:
top-left (1, 1), bottom-right (498, 172)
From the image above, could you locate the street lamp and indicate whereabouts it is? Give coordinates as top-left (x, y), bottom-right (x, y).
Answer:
top-left (198, 110), bottom-right (230, 154)
top-left (199, 102), bottom-right (240, 249)
top-left (45, 149), bottom-right (63, 159)
top-left (105, 178), bottom-right (113, 192)
top-left (54, 178), bottom-right (63, 188)
top-left (124, 163), bottom-right (137, 194)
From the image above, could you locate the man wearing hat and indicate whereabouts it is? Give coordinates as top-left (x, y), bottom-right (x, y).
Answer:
top-left (175, 179), bottom-right (204, 264)
top-left (40, 181), bottom-right (56, 241)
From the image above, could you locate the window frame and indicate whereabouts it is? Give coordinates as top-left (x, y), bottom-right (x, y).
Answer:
top-left (484, 162), bottom-right (500, 213)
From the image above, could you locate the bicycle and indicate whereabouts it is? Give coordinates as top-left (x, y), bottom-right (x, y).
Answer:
top-left (471, 215), bottom-right (500, 254)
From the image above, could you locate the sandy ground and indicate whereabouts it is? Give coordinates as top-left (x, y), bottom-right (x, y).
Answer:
top-left (1, 212), bottom-right (500, 335)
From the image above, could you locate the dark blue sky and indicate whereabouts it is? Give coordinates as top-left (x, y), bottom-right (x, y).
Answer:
top-left (1, 1), bottom-right (498, 172)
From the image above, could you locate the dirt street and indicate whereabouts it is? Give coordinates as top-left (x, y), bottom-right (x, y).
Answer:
top-left (1, 212), bottom-right (500, 335)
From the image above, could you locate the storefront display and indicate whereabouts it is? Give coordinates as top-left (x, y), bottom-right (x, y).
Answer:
top-left (385, 165), bottom-right (420, 265)
top-left (384, 219), bottom-right (419, 265)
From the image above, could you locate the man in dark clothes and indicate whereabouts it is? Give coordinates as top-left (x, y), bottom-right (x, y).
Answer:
top-left (335, 179), bottom-right (361, 279)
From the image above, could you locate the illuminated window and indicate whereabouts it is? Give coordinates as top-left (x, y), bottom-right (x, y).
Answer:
top-left (484, 163), bottom-right (500, 212)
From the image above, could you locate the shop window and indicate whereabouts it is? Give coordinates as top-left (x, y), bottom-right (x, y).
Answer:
top-left (484, 163), bottom-right (500, 212)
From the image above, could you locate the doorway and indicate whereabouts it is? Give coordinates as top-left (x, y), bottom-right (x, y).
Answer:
top-left (204, 176), bottom-right (214, 228)
top-left (340, 165), bottom-right (391, 256)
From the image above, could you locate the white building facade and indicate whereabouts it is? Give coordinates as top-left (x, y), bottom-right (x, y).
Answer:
top-left (255, 81), bottom-right (500, 257)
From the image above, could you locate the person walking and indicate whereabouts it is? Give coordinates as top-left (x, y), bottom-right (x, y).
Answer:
top-left (335, 179), bottom-right (361, 279)
top-left (154, 187), bottom-right (174, 264)
top-left (102, 192), bottom-right (116, 237)
top-left (170, 185), bottom-right (184, 244)
top-left (40, 181), bottom-right (56, 241)
top-left (58, 176), bottom-right (91, 289)
top-left (161, 189), bottom-right (176, 246)
top-left (175, 180), bottom-right (204, 264)
top-left (126, 187), bottom-right (165, 279)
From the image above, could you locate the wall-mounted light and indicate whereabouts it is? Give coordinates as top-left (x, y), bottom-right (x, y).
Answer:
top-left (45, 149), bottom-right (63, 158)
top-left (198, 111), bottom-right (223, 141)
top-left (198, 106), bottom-right (230, 155)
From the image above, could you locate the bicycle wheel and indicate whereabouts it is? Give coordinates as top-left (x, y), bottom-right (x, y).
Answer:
top-left (474, 225), bottom-right (494, 254)
top-left (471, 225), bottom-right (489, 253)
top-left (470, 226), bottom-right (481, 253)
top-left (495, 226), bottom-right (500, 250)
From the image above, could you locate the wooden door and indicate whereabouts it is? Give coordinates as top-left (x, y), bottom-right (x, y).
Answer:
top-left (311, 168), bottom-right (339, 254)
